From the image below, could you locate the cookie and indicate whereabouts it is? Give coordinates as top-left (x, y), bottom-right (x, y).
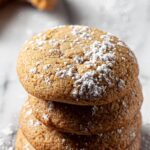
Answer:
top-left (27, 0), bottom-right (58, 10)
top-left (19, 102), bottom-right (142, 150)
top-left (15, 129), bottom-right (141, 150)
top-left (16, 129), bottom-right (35, 150)
top-left (126, 133), bottom-right (141, 150)
top-left (29, 81), bottom-right (143, 135)
top-left (17, 25), bottom-right (139, 105)
top-left (0, 0), bottom-right (7, 6)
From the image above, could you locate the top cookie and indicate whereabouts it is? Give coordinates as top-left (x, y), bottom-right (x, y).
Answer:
top-left (17, 25), bottom-right (139, 105)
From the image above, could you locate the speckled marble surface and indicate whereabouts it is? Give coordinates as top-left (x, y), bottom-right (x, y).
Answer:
top-left (0, 0), bottom-right (150, 149)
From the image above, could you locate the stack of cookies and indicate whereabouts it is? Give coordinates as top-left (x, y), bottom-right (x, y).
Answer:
top-left (16, 25), bottom-right (143, 150)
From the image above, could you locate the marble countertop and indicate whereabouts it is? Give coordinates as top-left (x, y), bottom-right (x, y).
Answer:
top-left (0, 0), bottom-right (150, 149)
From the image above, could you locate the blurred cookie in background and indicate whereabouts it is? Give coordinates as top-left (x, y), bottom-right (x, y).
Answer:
top-left (26, 0), bottom-right (58, 10)
top-left (0, 0), bottom-right (8, 7)
top-left (0, 0), bottom-right (58, 10)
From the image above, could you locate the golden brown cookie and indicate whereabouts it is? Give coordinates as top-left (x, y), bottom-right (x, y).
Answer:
top-left (29, 81), bottom-right (143, 135)
top-left (19, 102), bottom-right (142, 150)
top-left (27, 0), bottom-right (58, 10)
top-left (126, 133), bottom-right (141, 150)
top-left (0, 0), bottom-right (7, 7)
top-left (16, 129), bottom-right (35, 150)
top-left (15, 129), bottom-right (141, 150)
top-left (17, 25), bottom-right (139, 105)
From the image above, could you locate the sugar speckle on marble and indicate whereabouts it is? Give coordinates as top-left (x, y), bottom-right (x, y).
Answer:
top-left (0, 124), bottom-right (17, 150)
top-left (1, 125), bottom-right (14, 136)
top-left (8, 147), bottom-right (13, 150)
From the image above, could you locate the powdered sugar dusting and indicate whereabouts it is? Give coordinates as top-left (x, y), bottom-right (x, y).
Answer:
top-left (72, 25), bottom-right (92, 40)
top-left (42, 114), bottom-right (49, 121)
top-left (48, 102), bottom-right (54, 112)
top-left (26, 26), bottom-right (127, 101)
top-left (48, 39), bottom-right (59, 47)
top-left (56, 29), bottom-right (125, 100)
top-left (118, 79), bottom-right (125, 89)
top-left (56, 66), bottom-right (79, 80)
top-left (73, 56), bottom-right (84, 64)
top-left (27, 119), bottom-right (41, 127)
top-left (44, 76), bottom-right (51, 85)
top-left (35, 39), bottom-right (46, 47)
top-left (130, 131), bottom-right (136, 140)
top-left (43, 64), bottom-right (51, 71)
top-left (72, 71), bottom-right (106, 99)
top-left (29, 67), bottom-right (37, 74)
top-left (25, 109), bottom-right (32, 117)
top-left (23, 143), bottom-right (30, 150)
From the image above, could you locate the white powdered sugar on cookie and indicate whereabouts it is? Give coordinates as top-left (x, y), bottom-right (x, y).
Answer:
top-left (55, 26), bottom-right (126, 100)
top-left (27, 119), bottom-right (41, 127)
top-left (42, 114), bottom-right (49, 121)
top-left (29, 67), bottom-right (37, 74)
top-left (18, 25), bottom-right (138, 104)
top-left (72, 25), bottom-right (92, 40)
top-left (48, 102), bottom-right (54, 112)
